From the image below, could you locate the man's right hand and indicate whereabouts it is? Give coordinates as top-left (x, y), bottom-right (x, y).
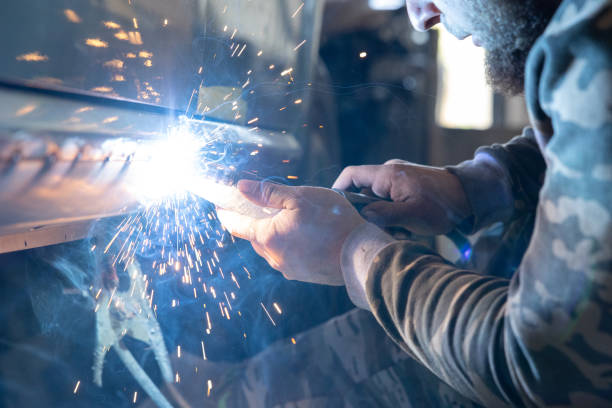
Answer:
top-left (332, 159), bottom-right (472, 235)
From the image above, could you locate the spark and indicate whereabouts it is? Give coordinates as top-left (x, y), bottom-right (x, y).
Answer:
top-left (293, 40), bottom-right (307, 51)
top-left (104, 59), bottom-right (124, 69)
top-left (201, 341), bottom-right (207, 360)
top-left (128, 32), bottom-right (143, 45)
top-left (138, 51), bottom-right (153, 58)
top-left (91, 86), bottom-right (114, 93)
top-left (75, 106), bottom-right (93, 114)
top-left (104, 21), bottom-right (121, 29)
top-left (133, 391), bottom-right (138, 404)
top-left (207, 380), bottom-right (213, 397)
top-left (115, 31), bottom-right (129, 41)
top-left (294, 99), bottom-right (303, 104)
top-left (260, 303), bottom-right (276, 326)
top-left (291, 3), bottom-right (305, 18)
top-left (291, 337), bottom-right (297, 344)
top-left (224, 292), bottom-right (232, 310)
top-left (85, 38), bottom-right (108, 48)
top-left (16, 104), bottom-right (37, 117)
top-left (273, 302), bottom-right (282, 314)
top-left (163, 19), bottom-right (168, 27)
top-left (16, 52), bottom-right (48, 62)
top-left (102, 116), bottom-right (119, 124)
top-left (73, 380), bottom-right (81, 394)
top-left (280, 68), bottom-right (293, 77)
top-left (359, 51), bottom-right (368, 59)
top-left (107, 287), bottom-right (117, 309)
top-left (287, 175), bottom-right (298, 180)
top-left (132, 18), bottom-right (139, 29)
top-left (64, 9), bottom-right (82, 23)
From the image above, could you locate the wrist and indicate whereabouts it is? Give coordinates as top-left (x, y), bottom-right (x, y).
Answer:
top-left (340, 223), bottom-right (394, 309)
top-left (445, 154), bottom-right (514, 233)
top-left (443, 168), bottom-right (474, 229)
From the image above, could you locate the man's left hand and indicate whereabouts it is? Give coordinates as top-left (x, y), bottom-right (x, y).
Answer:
top-left (216, 180), bottom-right (366, 286)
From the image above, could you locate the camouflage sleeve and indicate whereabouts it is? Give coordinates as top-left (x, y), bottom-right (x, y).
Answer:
top-left (446, 129), bottom-right (546, 234)
top-left (364, 1), bottom-right (612, 406)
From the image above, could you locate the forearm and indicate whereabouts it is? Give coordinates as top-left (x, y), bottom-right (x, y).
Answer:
top-left (341, 228), bottom-right (518, 406)
top-left (364, 242), bottom-right (517, 406)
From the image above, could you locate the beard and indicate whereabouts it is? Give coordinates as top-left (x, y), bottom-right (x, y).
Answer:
top-left (483, 0), bottom-right (560, 95)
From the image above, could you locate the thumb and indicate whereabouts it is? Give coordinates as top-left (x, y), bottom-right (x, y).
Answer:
top-left (237, 180), bottom-right (299, 210)
top-left (216, 209), bottom-right (258, 241)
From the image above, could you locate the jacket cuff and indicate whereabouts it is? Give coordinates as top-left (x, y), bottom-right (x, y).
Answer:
top-left (340, 222), bottom-right (395, 309)
top-left (446, 152), bottom-right (514, 234)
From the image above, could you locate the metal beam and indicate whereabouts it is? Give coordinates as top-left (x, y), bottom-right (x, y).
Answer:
top-left (0, 84), bottom-right (302, 253)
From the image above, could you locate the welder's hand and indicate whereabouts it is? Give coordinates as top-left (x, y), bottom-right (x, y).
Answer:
top-left (332, 159), bottom-right (471, 235)
top-left (216, 180), bottom-right (367, 286)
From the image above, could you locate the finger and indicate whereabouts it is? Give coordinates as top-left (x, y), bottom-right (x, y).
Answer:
top-left (384, 158), bottom-right (410, 165)
top-left (332, 165), bottom-right (381, 191)
top-left (216, 209), bottom-right (258, 241)
top-left (237, 180), bottom-right (299, 210)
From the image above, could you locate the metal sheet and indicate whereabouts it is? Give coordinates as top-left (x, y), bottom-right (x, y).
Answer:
top-left (0, 83), bottom-right (302, 252)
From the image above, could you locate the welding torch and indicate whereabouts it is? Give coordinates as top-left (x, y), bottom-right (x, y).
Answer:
top-left (336, 189), bottom-right (471, 257)
top-left (191, 179), bottom-right (470, 258)
top-left (331, 189), bottom-right (390, 211)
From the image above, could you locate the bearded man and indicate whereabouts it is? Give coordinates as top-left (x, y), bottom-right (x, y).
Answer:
top-left (218, 0), bottom-right (612, 406)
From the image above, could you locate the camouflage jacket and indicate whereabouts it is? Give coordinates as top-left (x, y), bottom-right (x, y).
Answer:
top-left (341, 0), bottom-right (612, 406)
